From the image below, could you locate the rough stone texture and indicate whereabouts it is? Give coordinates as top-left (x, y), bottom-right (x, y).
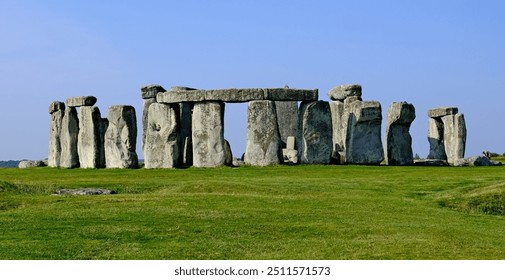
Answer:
top-left (18, 160), bottom-right (46, 168)
top-left (60, 107), bottom-right (80, 168)
top-left (78, 106), bottom-right (102, 168)
top-left (428, 107), bottom-right (458, 118)
top-left (224, 139), bottom-right (233, 166)
top-left (328, 84), bottom-right (362, 101)
top-left (48, 101), bottom-right (65, 167)
top-left (181, 136), bottom-right (193, 166)
top-left (141, 84), bottom-right (166, 99)
top-left (442, 113), bottom-right (466, 165)
top-left (54, 188), bottom-right (116, 195)
top-left (66, 96), bottom-right (97, 107)
top-left (157, 88), bottom-right (318, 103)
top-left (385, 102), bottom-right (416, 166)
top-left (345, 101), bottom-right (384, 165)
top-left (274, 101), bottom-right (298, 148)
top-left (192, 102), bottom-right (226, 167)
top-left (144, 103), bottom-right (180, 169)
top-left (179, 102), bottom-right (194, 165)
top-left (141, 98), bottom-right (157, 152)
top-left (413, 159), bottom-right (449, 166)
top-left (286, 136), bottom-right (296, 150)
top-left (98, 118), bottom-right (109, 168)
top-left (105, 105), bottom-right (138, 168)
top-left (427, 118), bottom-right (447, 160)
top-left (244, 100), bottom-right (282, 166)
top-left (454, 156), bottom-right (502, 167)
top-left (329, 100), bottom-right (345, 158)
top-left (298, 101), bottom-right (333, 164)
top-left (282, 149), bottom-right (298, 164)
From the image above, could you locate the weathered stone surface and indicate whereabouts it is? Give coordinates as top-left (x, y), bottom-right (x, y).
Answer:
top-left (346, 101), bottom-right (384, 165)
top-left (453, 156), bottom-right (497, 167)
top-left (282, 149), bottom-right (298, 164)
top-left (179, 102), bottom-right (194, 165)
top-left (78, 106), bottom-right (102, 168)
top-left (98, 118), bottom-right (108, 168)
top-left (18, 160), bottom-right (46, 168)
top-left (224, 139), bottom-right (233, 166)
top-left (181, 136), bottom-right (193, 166)
top-left (192, 102), bottom-right (226, 167)
top-left (274, 101), bottom-right (298, 148)
top-left (329, 101), bottom-right (345, 158)
top-left (144, 103), bottom-right (180, 169)
top-left (171, 86), bottom-right (197, 91)
top-left (328, 84), bottom-right (362, 101)
top-left (442, 113), bottom-right (466, 165)
top-left (157, 88), bottom-right (318, 103)
top-left (60, 107), bottom-right (79, 168)
top-left (427, 118), bottom-right (446, 160)
top-left (54, 188), bottom-right (116, 195)
top-left (298, 101), bottom-right (333, 164)
top-left (141, 98), bottom-right (157, 152)
top-left (244, 100), bottom-right (282, 166)
top-left (385, 102), bottom-right (416, 165)
top-left (428, 107), bottom-right (458, 118)
top-left (105, 105), bottom-right (138, 168)
top-left (66, 96), bottom-right (97, 107)
top-left (48, 101), bottom-right (65, 167)
top-left (413, 159), bottom-right (449, 166)
top-left (286, 136), bottom-right (296, 150)
top-left (141, 84), bottom-right (166, 99)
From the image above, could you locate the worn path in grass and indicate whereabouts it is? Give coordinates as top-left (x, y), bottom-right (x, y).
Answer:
top-left (1, 165), bottom-right (504, 259)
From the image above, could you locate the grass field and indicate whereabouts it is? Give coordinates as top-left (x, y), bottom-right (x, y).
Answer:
top-left (1, 163), bottom-right (505, 260)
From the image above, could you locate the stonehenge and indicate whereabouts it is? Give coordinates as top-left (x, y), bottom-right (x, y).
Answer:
top-left (48, 84), bottom-right (471, 169)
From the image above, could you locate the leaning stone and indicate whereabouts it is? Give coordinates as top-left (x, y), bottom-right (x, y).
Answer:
top-left (244, 100), bottom-right (282, 166)
top-left (346, 101), bottom-right (384, 165)
top-left (274, 101), bottom-right (299, 148)
top-left (224, 139), bottom-right (233, 166)
top-left (192, 102), bottom-right (226, 167)
top-left (18, 160), bottom-right (46, 168)
top-left (328, 84), bottom-right (362, 101)
top-left (54, 188), bottom-right (116, 195)
top-left (105, 105), bottom-right (138, 168)
top-left (442, 113), bottom-right (466, 165)
top-left (66, 96), bottom-right (97, 107)
top-left (78, 106), bottom-right (102, 168)
top-left (427, 118), bottom-right (447, 160)
top-left (60, 107), bottom-right (80, 168)
top-left (298, 101), bottom-right (333, 164)
top-left (428, 107), bottom-right (458, 118)
top-left (385, 102), bottom-right (416, 165)
top-left (141, 84), bottom-right (166, 99)
top-left (48, 101), bottom-right (65, 167)
top-left (144, 103), bottom-right (180, 169)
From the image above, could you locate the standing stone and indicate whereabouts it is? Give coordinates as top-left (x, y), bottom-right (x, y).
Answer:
top-left (282, 136), bottom-right (298, 164)
top-left (78, 106), bottom-right (102, 168)
top-left (98, 118), bottom-right (109, 168)
top-left (60, 107), bottom-right (80, 168)
top-left (144, 103), bottom-right (180, 169)
top-left (346, 101), bottom-right (384, 165)
top-left (48, 101), bottom-right (65, 167)
top-left (105, 105), bottom-right (138, 168)
top-left (192, 102), bottom-right (226, 167)
top-left (274, 101), bottom-right (298, 148)
top-left (442, 113), bottom-right (466, 165)
top-left (427, 118), bottom-right (446, 160)
top-left (179, 102), bottom-right (194, 165)
top-left (385, 102), bottom-right (416, 165)
top-left (245, 100), bottom-right (282, 166)
top-left (298, 101), bottom-right (333, 164)
top-left (224, 139), bottom-right (233, 166)
top-left (141, 85), bottom-right (166, 154)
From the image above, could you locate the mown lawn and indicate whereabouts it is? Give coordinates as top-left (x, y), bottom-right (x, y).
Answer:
top-left (1, 164), bottom-right (505, 260)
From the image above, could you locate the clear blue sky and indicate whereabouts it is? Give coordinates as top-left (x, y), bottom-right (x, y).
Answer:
top-left (1, 0), bottom-right (504, 160)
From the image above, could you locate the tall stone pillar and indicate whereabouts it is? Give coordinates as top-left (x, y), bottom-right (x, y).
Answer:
top-left (144, 103), bottom-right (180, 168)
top-left (48, 101), bottom-right (65, 167)
top-left (442, 113), bottom-right (466, 165)
top-left (60, 107), bottom-right (79, 168)
top-left (78, 106), bottom-right (102, 168)
top-left (274, 101), bottom-right (298, 148)
top-left (192, 101), bottom-right (226, 167)
top-left (297, 101), bottom-right (333, 164)
top-left (141, 85), bottom-right (166, 154)
top-left (105, 105), bottom-right (138, 168)
top-left (385, 102), bottom-right (416, 165)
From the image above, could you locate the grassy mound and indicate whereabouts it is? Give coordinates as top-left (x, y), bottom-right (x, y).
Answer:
top-left (437, 183), bottom-right (505, 215)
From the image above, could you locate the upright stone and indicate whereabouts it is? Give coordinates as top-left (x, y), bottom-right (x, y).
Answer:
top-left (442, 113), bottom-right (466, 165)
top-left (427, 118), bottom-right (446, 160)
top-left (60, 107), bottom-right (79, 168)
top-left (179, 102), bottom-right (194, 165)
top-left (105, 105), bottom-right (138, 168)
top-left (78, 106), bottom-right (103, 168)
top-left (141, 85), bottom-right (166, 153)
top-left (224, 139), bottom-right (233, 166)
top-left (48, 101), bottom-right (65, 167)
top-left (245, 100), bottom-right (282, 166)
top-left (274, 101), bottom-right (298, 148)
top-left (192, 102), bottom-right (226, 167)
top-left (298, 101), bottom-right (333, 164)
top-left (98, 118), bottom-right (109, 168)
top-left (144, 103), bottom-right (180, 169)
top-left (346, 101), bottom-right (384, 165)
top-left (385, 102), bottom-right (416, 165)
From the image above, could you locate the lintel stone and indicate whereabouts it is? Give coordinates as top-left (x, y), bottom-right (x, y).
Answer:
top-left (141, 84), bottom-right (166, 99)
top-left (66, 96), bottom-right (97, 107)
top-left (428, 107), bottom-right (458, 118)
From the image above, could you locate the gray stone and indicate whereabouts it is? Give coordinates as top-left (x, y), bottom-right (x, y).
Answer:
top-left (18, 160), bottom-right (46, 168)
top-left (54, 188), bottom-right (116, 195)
top-left (428, 107), bottom-right (458, 118)
top-left (274, 101), bottom-right (298, 148)
top-left (105, 105), bottom-right (138, 168)
top-left (385, 102), bottom-right (416, 165)
top-left (60, 107), bottom-right (79, 168)
top-left (427, 118), bottom-right (447, 160)
top-left (442, 113), bottom-right (466, 165)
top-left (98, 118), bottom-right (108, 168)
top-left (141, 84), bottom-right (166, 99)
top-left (182, 136), bottom-right (193, 166)
top-left (192, 102), bottom-right (226, 167)
top-left (66, 96), bottom-right (97, 107)
top-left (453, 156), bottom-right (501, 167)
top-left (282, 149), bottom-right (298, 164)
top-left (345, 101), bottom-right (384, 165)
top-left (179, 102), bottom-right (194, 165)
top-left (78, 106), bottom-right (102, 168)
top-left (298, 101), bottom-right (333, 164)
top-left (413, 159), bottom-right (449, 166)
top-left (263, 88), bottom-right (318, 101)
top-left (286, 136), bottom-right (296, 150)
top-left (224, 139), bottom-right (233, 166)
top-left (329, 100), bottom-right (345, 159)
top-left (141, 97), bottom-right (157, 152)
top-left (170, 86), bottom-right (197, 91)
top-left (48, 101), bottom-right (65, 167)
top-left (328, 84), bottom-right (362, 101)
top-left (144, 103), bottom-right (180, 169)
top-left (244, 100), bottom-right (282, 166)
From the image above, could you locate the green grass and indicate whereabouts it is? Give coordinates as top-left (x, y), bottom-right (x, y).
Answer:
top-left (1, 164), bottom-right (505, 260)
